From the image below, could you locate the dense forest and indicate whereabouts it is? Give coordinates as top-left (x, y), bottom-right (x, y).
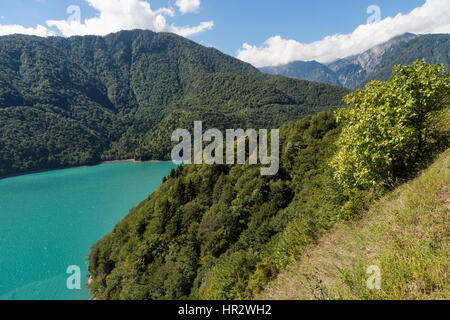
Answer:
top-left (89, 110), bottom-right (346, 299)
top-left (88, 61), bottom-right (449, 300)
top-left (0, 30), bottom-right (349, 177)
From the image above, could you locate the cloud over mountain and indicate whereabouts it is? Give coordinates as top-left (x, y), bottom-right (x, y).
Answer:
top-left (237, 0), bottom-right (450, 67)
top-left (0, 0), bottom-right (213, 38)
top-left (0, 24), bottom-right (54, 37)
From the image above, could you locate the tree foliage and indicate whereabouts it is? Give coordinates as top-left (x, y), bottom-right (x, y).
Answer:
top-left (331, 60), bottom-right (449, 192)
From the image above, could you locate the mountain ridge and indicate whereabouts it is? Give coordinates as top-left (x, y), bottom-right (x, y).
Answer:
top-left (261, 60), bottom-right (341, 86)
top-left (0, 29), bottom-right (349, 177)
top-left (260, 33), bottom-right (449, 89)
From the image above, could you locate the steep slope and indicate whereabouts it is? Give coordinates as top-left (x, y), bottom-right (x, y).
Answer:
top-left (260, 33), bottom-right (450, 89)
top-left (0, 30), bottom-right (349, 177)
top-left (367, 34), bottom-right (450, 83)
top-left (87, 60), bottom-right (449, 300)
top-left (260, 150), bottom-right (449, 300)
top-left (88, 111), bottom-right (348, 300)
top-left (260, 61), bottom-right (340, 86)
top-left (327, 33), bottom-right (418, 88)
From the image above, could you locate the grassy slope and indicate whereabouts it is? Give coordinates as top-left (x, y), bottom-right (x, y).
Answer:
top-left (260, 150), bottom-right (449, 300)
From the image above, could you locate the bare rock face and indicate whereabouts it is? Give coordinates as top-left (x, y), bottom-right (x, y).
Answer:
top-left (354, 33), bottom-right (417, 73)
top-left (326, 33), bottom-right (417, 89)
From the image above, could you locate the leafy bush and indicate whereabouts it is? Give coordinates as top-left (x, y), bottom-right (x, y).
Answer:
top-left (331, 60), bottom-right (449, 192)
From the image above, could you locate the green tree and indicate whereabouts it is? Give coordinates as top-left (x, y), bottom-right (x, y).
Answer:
top-left (331, 60), bottom-right (449, 192)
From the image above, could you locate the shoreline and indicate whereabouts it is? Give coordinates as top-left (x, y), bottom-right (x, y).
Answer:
top-left (0, 159), bottom-right (173, 181)
top-left (102, 159), bottom-right (170, 164)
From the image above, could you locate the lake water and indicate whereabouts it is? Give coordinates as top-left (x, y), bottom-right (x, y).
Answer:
top-left (0, 162), bottom-right (177, 300)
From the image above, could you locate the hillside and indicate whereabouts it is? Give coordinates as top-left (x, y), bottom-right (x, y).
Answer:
top-left (88, 109), bottom-right (449, 301)
top-left (88, 111), bottom-right (348, 300)
top-left (367, 34), bottom-right (450, 83)
top-left (326, 33), bottom-right (418, 88)
top-left (260, 150), bottom-right (449, 300)
top-left (260, 33), bottom-right (450, 89)
top-left (87, 61), bottom-right (449, 300)
top-left (0, 30), bottom-right (349, 177)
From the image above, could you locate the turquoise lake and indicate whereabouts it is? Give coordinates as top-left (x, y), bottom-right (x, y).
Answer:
top-left (0, 162), bottom-right (177, 300)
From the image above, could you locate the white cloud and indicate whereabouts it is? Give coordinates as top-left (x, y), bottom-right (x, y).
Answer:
top-left (0, 0), bottom-right (212, 38)
top-left (237, 0), bottom-right (450, 67)
top-left (175, 0), bottom-right (201, 14)
top-left (46, 0), bottom-right (212, 37)
top-left (170, 21), bottom-right (214, 37)
top-left (0, 24), bottom-right (54, 37)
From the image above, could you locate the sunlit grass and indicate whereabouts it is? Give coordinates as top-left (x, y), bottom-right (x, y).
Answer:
top-left (260, 150), bottom-right (449, 300)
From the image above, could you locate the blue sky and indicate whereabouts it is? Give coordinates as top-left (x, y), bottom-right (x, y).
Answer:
top-left (0, 0), bottom-right (448, 66)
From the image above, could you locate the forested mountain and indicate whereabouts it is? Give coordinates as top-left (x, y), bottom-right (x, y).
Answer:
top-left (260, 33), bottom-right (450, 89)
top-left (0, 30), bottom-right (349, 177)
top-left (366, 34), bottom-right (450, 82)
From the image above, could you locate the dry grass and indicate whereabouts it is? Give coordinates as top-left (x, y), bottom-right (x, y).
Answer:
top-left (259, 150), bottom-right (449, 300)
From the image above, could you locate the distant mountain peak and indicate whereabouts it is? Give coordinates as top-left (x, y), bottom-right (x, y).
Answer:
top-left (260, 60), bottom-right (341, 86)
top-left (260, 33), bottom-right (448, 89)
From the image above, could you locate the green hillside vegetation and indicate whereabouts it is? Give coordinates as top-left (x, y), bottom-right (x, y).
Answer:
top-left (331, 60), bottom-right (449, 217)
top-left (88, 61), bottom-right (449, 300)
top-left (0, 30), bottom-right (349, 177)
top-left (88, 110), bottom-right (346, 299)
top-left (259, 149), bottom-right (449, 300)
